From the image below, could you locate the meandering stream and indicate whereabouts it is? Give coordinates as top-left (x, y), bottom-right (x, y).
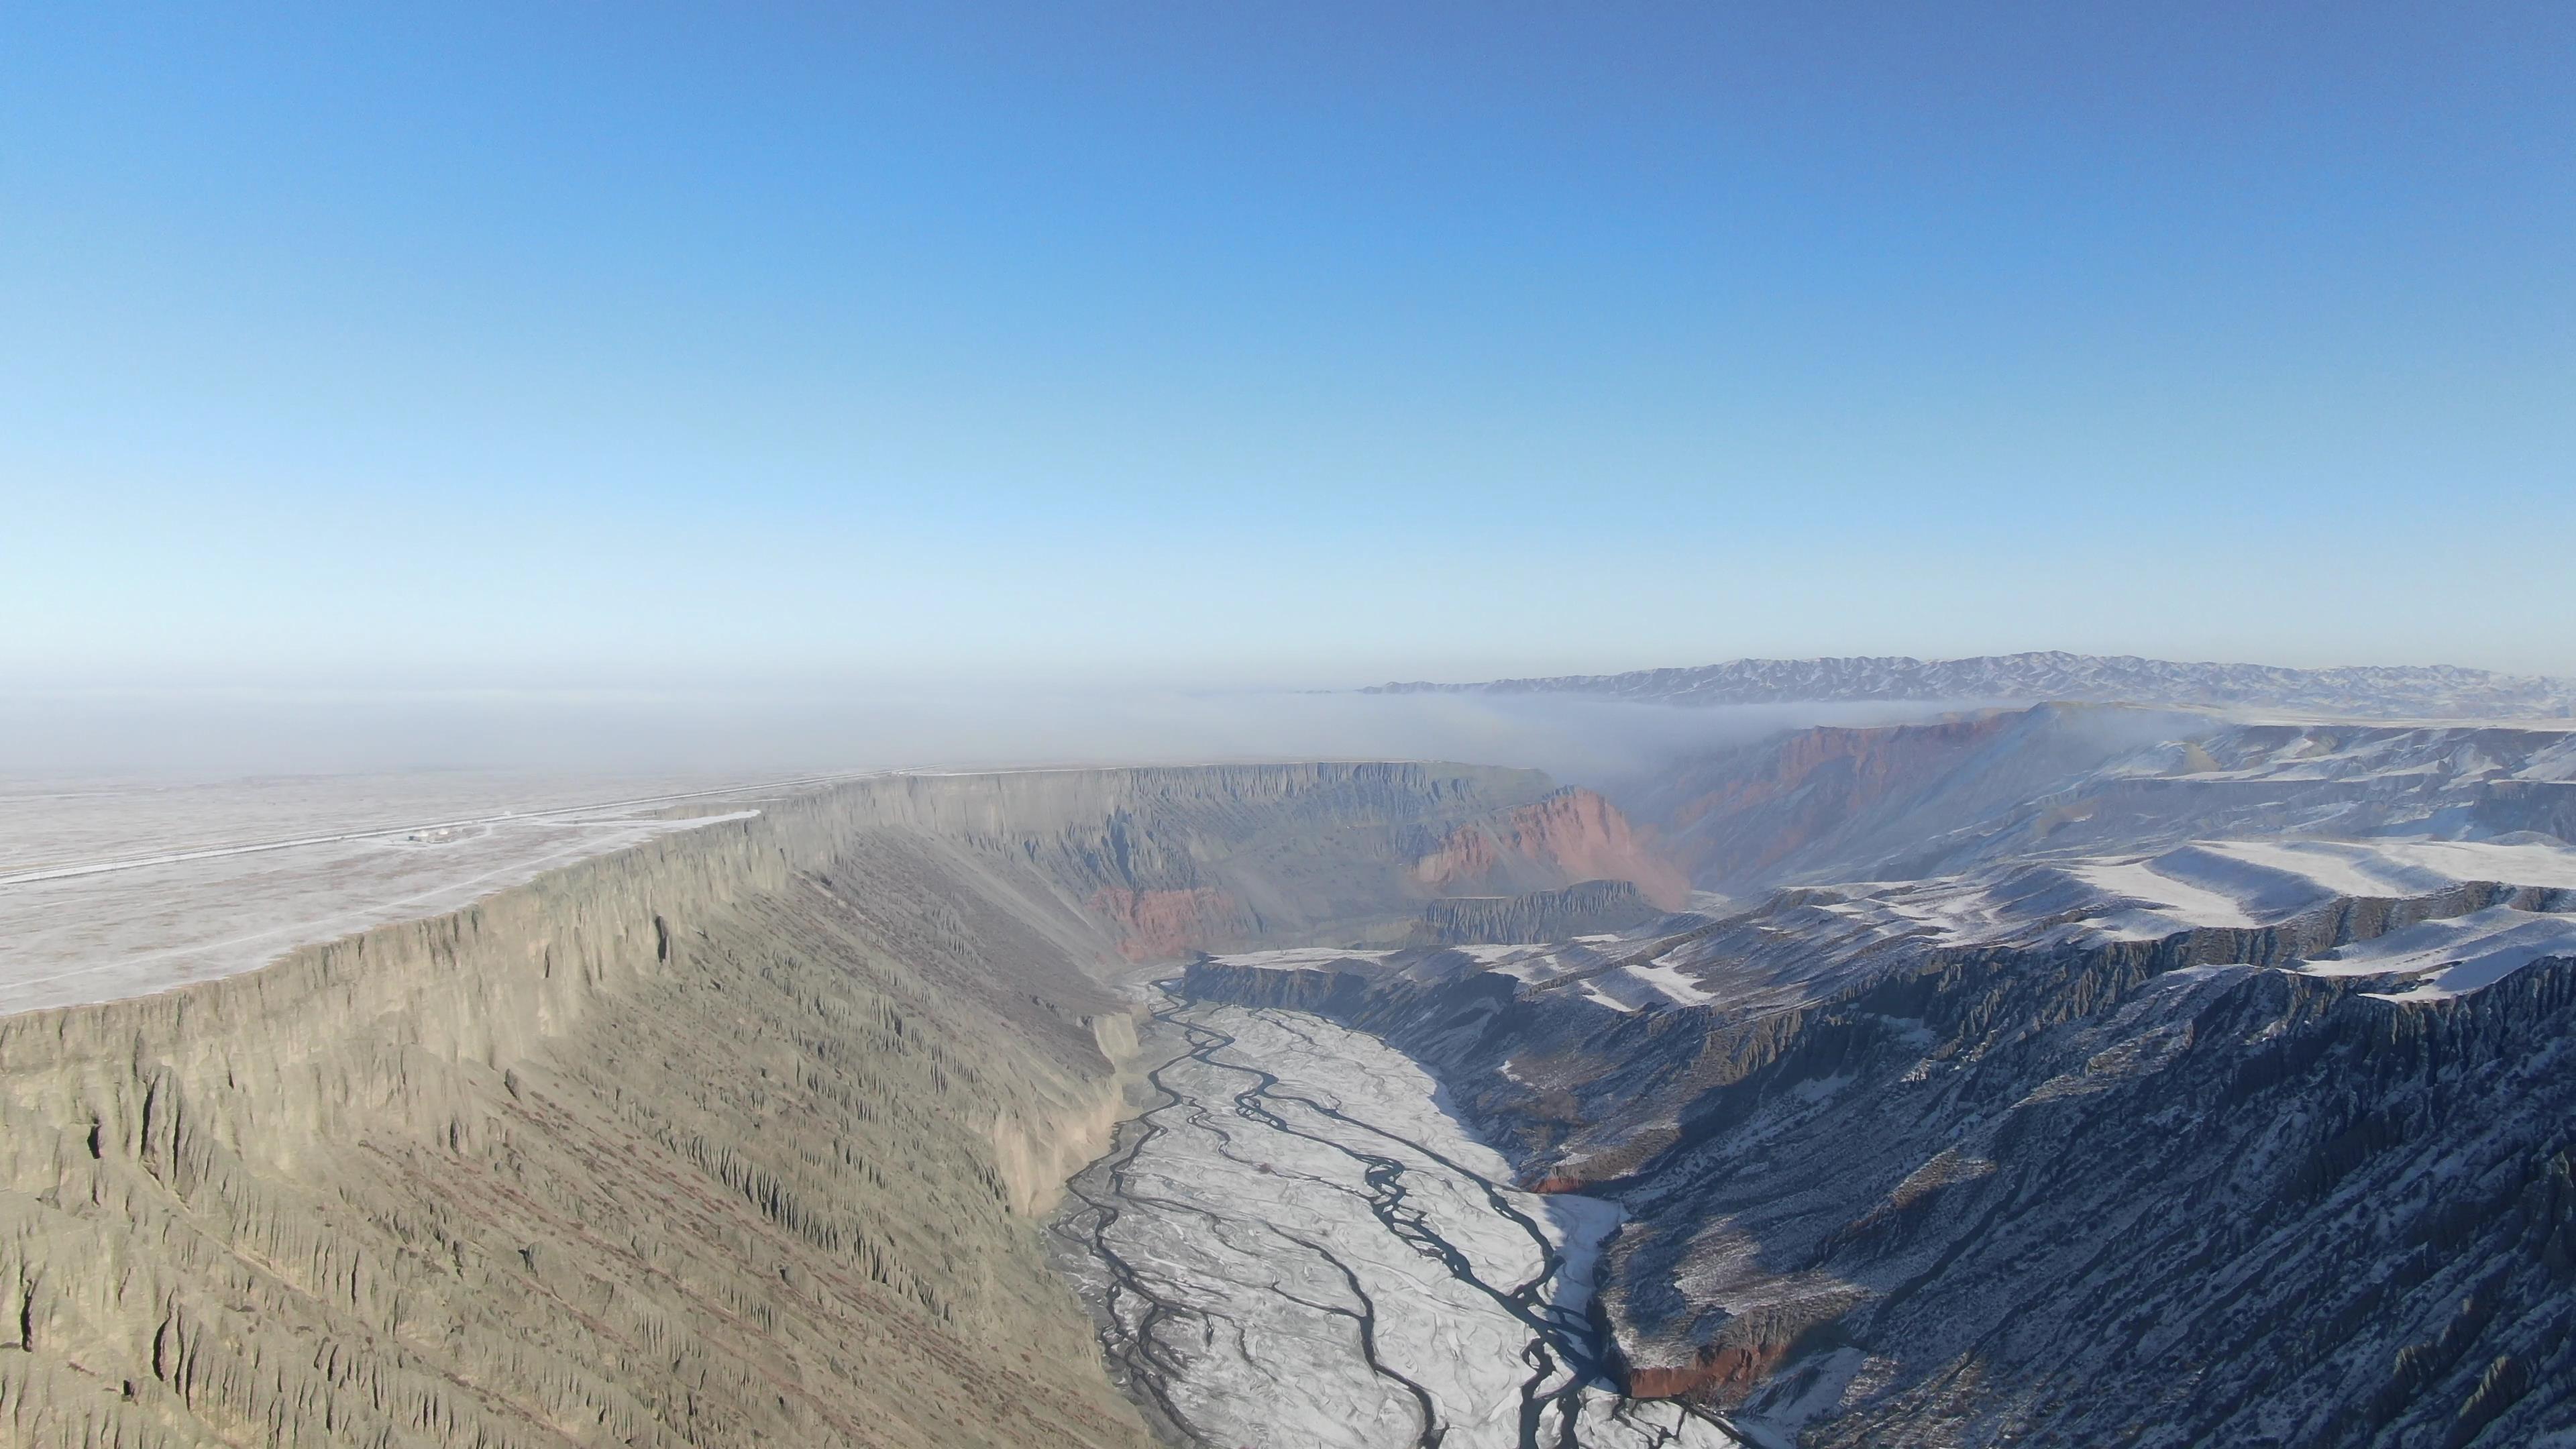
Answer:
top-left (1050, 991), bottom-right (1741, 1449)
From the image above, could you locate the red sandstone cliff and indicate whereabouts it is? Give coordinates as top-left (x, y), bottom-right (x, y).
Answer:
top-left (1413, 788), bottom-right (1690, 911)
top-left (1087, 886), bottom-right (1256, 961)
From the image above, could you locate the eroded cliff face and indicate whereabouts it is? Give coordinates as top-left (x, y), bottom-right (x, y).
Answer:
top-left (1022, 763), bottom-right (1671, 960)
top-left (1412, 788), bottom-right (1690, 912)
top-left (0, 784), bottom-right (1155, 1449)
top-left (1087, 886), bottom-right (1254, 962)
top-left (0, 762), bottom-right (1607, 1449)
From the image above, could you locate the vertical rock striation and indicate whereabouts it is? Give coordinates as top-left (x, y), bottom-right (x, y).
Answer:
top-left (0, 762), bottom-right (1633, 1449)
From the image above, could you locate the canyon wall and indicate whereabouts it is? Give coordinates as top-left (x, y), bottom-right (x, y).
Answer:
top-left (1410, 786), bottom-right (1690, 910)
top-left (0, 761), bottom-right (1627, 1449)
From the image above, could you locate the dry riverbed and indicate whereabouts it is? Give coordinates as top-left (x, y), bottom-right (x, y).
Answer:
top-left (1051, 993), bottom-right (1744, 1449)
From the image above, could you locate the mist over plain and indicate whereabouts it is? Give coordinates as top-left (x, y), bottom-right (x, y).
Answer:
top-left (0, 680), bottom-right (1972, 784)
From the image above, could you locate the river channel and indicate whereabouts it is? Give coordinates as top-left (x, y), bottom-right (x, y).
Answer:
top-left (1049, 991), bottom-right (1742, 1449)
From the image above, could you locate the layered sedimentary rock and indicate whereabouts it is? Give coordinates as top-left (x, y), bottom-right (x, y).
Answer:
top-left (1410, 788), bottom-right (1690, 911)
top-left (0, 762), bottom-right (1633, 1449)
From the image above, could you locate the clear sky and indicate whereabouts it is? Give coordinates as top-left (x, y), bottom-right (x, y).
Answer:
top-left (5, 1), bottom-right (2572, 692)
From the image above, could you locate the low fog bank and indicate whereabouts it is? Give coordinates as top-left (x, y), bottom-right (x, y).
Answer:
top-left (0, 683), bottom-right (1968, 787)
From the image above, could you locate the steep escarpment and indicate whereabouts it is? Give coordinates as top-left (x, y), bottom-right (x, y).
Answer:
top-left (910, 761), bottom-right (1616, 958)
top-left (1574, 953), bottom-right (2576, 1449)
top-left (0, 761), bottom-right (1605, 1449)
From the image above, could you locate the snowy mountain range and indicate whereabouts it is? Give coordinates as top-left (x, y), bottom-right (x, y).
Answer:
top-left (1369, 651), bottom-right (2576, 719)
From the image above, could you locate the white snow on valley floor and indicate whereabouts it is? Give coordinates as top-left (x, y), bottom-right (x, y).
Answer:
top-left (1200, 945), bottom-right (1395, 972)
top-left (2064, 857), bottom-right (2265, 930)
top-left (2355, 838), bottom-right (2576, 891)
top-left (1619, 957), bottom-right (1719, 1007)
top-left (1053, 1000), bottom-right (1746, 1448)
top-left (2300, 907), bottom-right (2576, 1001)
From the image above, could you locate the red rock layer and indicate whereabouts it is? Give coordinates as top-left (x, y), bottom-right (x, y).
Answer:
top-left (1413, 789), bottom-right (1690, 910)
top-left (1625, 1342), bottom-right (1795, 1403)
top-left (1087, 886), bottom-right (1250, 961)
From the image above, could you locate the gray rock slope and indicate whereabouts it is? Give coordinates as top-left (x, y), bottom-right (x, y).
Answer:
top-left (1371, 652), bottom-right (2576, 720)
top-left (0, 762), bottom-right (1601, 1449)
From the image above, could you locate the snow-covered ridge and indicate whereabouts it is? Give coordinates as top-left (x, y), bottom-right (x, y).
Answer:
top-left (1648, 836), bottom-right (2576, 1007)
top-left (1206, 836), bottom-right (2576, 1018)
top-left (1368, 651), bottom-right (2576, 719)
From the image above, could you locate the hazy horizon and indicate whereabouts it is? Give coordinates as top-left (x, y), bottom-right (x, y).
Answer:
top-left (1, 674), bottom-right (1976, 779)
top-left (5, 643), bottom-right (2566, 777)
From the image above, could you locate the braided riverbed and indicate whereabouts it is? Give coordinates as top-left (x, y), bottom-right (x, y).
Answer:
top-left (1049, 991), bottom-right (1742, 1449)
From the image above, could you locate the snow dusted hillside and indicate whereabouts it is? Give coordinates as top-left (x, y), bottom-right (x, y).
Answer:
top-left (1371, 651), bottom-right (2576, 719)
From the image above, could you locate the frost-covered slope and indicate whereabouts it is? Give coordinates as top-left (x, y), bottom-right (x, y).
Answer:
top-left (1373, 651), bottom-right (2576, 719)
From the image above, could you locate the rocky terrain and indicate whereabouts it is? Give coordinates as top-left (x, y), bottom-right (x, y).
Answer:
top-left (13, 705), bottom-right (2575, 1449)
top-left (1177, 713), bottom-right (2576, 1447)
top-left (1371, 652), bottom-right (2576, 720)
top-left (0, 762), bottom-right (1663, 1449)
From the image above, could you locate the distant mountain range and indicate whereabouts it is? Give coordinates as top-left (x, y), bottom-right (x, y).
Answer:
top-left (1367, 650), bottom-right (2576, 718)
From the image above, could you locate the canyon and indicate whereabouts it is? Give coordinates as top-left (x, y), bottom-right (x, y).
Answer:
top-left (0, 763), bottom-right (1674, 1448)
top-left (5, 684), bottom-right (2573, 1447)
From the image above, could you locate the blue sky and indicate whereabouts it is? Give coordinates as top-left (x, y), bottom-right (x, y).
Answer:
top-left (5, 1), bottom-right (2571, 689)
